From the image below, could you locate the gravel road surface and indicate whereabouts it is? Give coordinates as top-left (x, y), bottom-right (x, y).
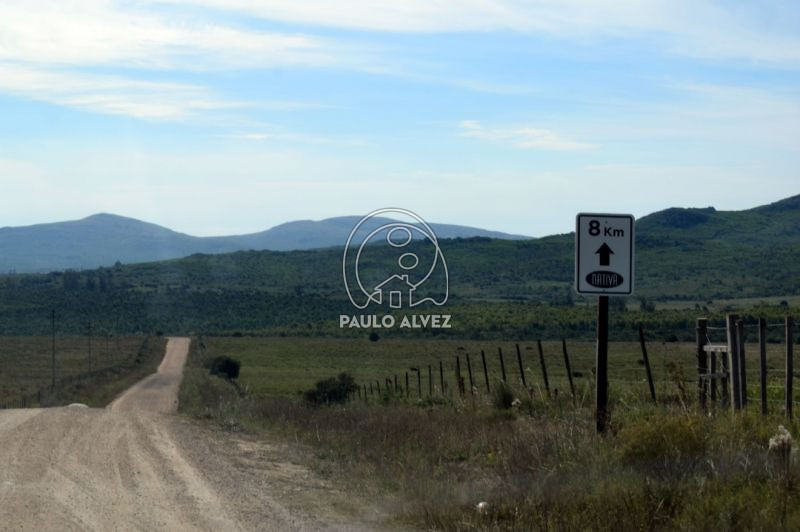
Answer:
top-left (0, 338), bottom-right (392, 531)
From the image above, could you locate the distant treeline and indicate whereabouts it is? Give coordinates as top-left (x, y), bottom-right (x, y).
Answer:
top-left (0, 272), bottom-right (795, 343)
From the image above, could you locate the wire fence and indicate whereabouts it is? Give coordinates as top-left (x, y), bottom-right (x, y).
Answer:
top-left (0, 335), bottom-right (153, 409)
top-left (353, 315), bottom-right (798, 415)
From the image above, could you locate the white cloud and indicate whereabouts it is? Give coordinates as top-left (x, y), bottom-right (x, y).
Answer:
top-left (0, 1), bottom-right (351, 122)
top-left (0, 0), bottom-right (337, 70)
top-left (458, 120), bottom-right (595, 151)
top-left (0, 1), bottom-right (376, 123)
top-left (1, 0), bottom-right (795, 127)
top-left (0, 62), bottom-right (253, 121)
top-left (159, 0), bottom-right (800, 66)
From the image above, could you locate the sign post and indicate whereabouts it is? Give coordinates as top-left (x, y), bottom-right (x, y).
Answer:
top-left (575, 213), bottom-right (635, 433)
top-left (596, 294), bottom-right (609, 432)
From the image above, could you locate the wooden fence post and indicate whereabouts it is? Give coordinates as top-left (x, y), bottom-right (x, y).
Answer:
top-left (456, 356), bottom-right (464, 396)
top-left (466, 353), bottom-right (475, 394)
top-left (787, 316), bottom-right (795, 419)
top-left (428, 365), bottom-right (433, 396)
top-left (638, 325), bottom-right (656, 404)
top-left (759, 317), bottom-right (767, 415)
top-left (498, 348), bottom-right (507, 382)
top-left (537, 340), bottom-right (550, 398)
top-left (481, 350), bottom-right (490, 393)
top-left (439, 360), bottom-right (445, 395)
top-left (562, 338), bottom-right (576, 399)
top-left (710, 352), bottom-right (717, 405)
top-left (417, 370), bottom-right (422, 399)
top-left (721, 346), bottom-right (729, 406)
top-left (516, 344), bottom-right (527, 388)
top-left (405, 372), bottom-right (410, 398)
top-left (737, 320), bottom-right (747, 407)
top-left (726, 314), bottom-right (742, 411)
top-left (696, 318), bottom-right (708, 408)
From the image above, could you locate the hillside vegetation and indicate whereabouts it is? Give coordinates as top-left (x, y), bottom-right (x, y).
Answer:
top-left (0, 195), bottom-right (797, 338)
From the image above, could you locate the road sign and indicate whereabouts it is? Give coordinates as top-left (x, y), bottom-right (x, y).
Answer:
top-left (575, 213), bottom-right (635, 296)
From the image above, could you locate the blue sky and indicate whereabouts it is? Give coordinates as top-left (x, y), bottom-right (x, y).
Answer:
top-left (0, 1), bottom-right (798, 237)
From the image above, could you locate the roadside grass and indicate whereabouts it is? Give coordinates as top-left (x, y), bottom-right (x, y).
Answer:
top-left (0, 335), bottom-right (167, 407)
top-left (180, 335), bottom-right (800, 530)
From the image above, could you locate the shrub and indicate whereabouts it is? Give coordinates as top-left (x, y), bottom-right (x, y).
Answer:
top-left (617, 413), bottom-right (706, 473)
top-left (369, 332), bottom-right (380, 342)
top-left (492, 380), bottom-right (515, 410)
top-left (304, 372), bottom-right (359, 405)
top-left (204, 356), bottom-right (241, 380)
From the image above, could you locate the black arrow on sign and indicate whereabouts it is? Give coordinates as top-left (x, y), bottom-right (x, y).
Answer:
top-left (596, 243), bottom-right (614, 266)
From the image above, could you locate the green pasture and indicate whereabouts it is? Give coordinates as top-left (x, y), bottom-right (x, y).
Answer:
top-left (200, 335), bottom-right (795, 409)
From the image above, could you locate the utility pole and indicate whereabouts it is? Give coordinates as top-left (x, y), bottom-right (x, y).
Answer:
top-left (87, 321), bottom-right (93, 373)
top-left (51, 309), bottom-right (56, 390)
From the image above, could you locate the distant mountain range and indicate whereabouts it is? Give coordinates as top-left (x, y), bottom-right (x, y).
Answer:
top-left (0, 214), bottom-right (530, 273)
top-left (0, 194), bottom-right (797, 336)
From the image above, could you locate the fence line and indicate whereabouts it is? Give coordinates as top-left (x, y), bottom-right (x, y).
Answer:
top-left (348, 315), bottom-right (797, 418)
top-left (0, 335), bottom-right (152, 409)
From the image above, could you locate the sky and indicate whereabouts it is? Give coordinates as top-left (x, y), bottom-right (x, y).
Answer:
top-left (0, 1), bottom-right (798, 237)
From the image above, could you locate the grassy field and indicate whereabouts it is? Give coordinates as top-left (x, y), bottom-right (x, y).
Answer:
top-left (180, 333), bottom-right (800, 530)
top-left (653, 294), bottom-right (800, 311)
top-left (199, 335), bottom-right (795, 408)
top-left (0, 335), bottom-right (167, 407)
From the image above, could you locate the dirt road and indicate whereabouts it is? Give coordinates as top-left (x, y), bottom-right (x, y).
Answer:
top-left (0, 338), bottom-right (390, 531)
top-left (108, 336), bottom-right (189, 414)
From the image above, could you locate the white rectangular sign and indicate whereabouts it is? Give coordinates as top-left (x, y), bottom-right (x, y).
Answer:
top-left (575, 213), bottom-right (635, 296)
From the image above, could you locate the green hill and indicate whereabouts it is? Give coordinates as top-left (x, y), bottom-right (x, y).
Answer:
top-left (59, 194), bottom-right (796, 302)
top-left (0, 194), bottom-right (797, 338)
